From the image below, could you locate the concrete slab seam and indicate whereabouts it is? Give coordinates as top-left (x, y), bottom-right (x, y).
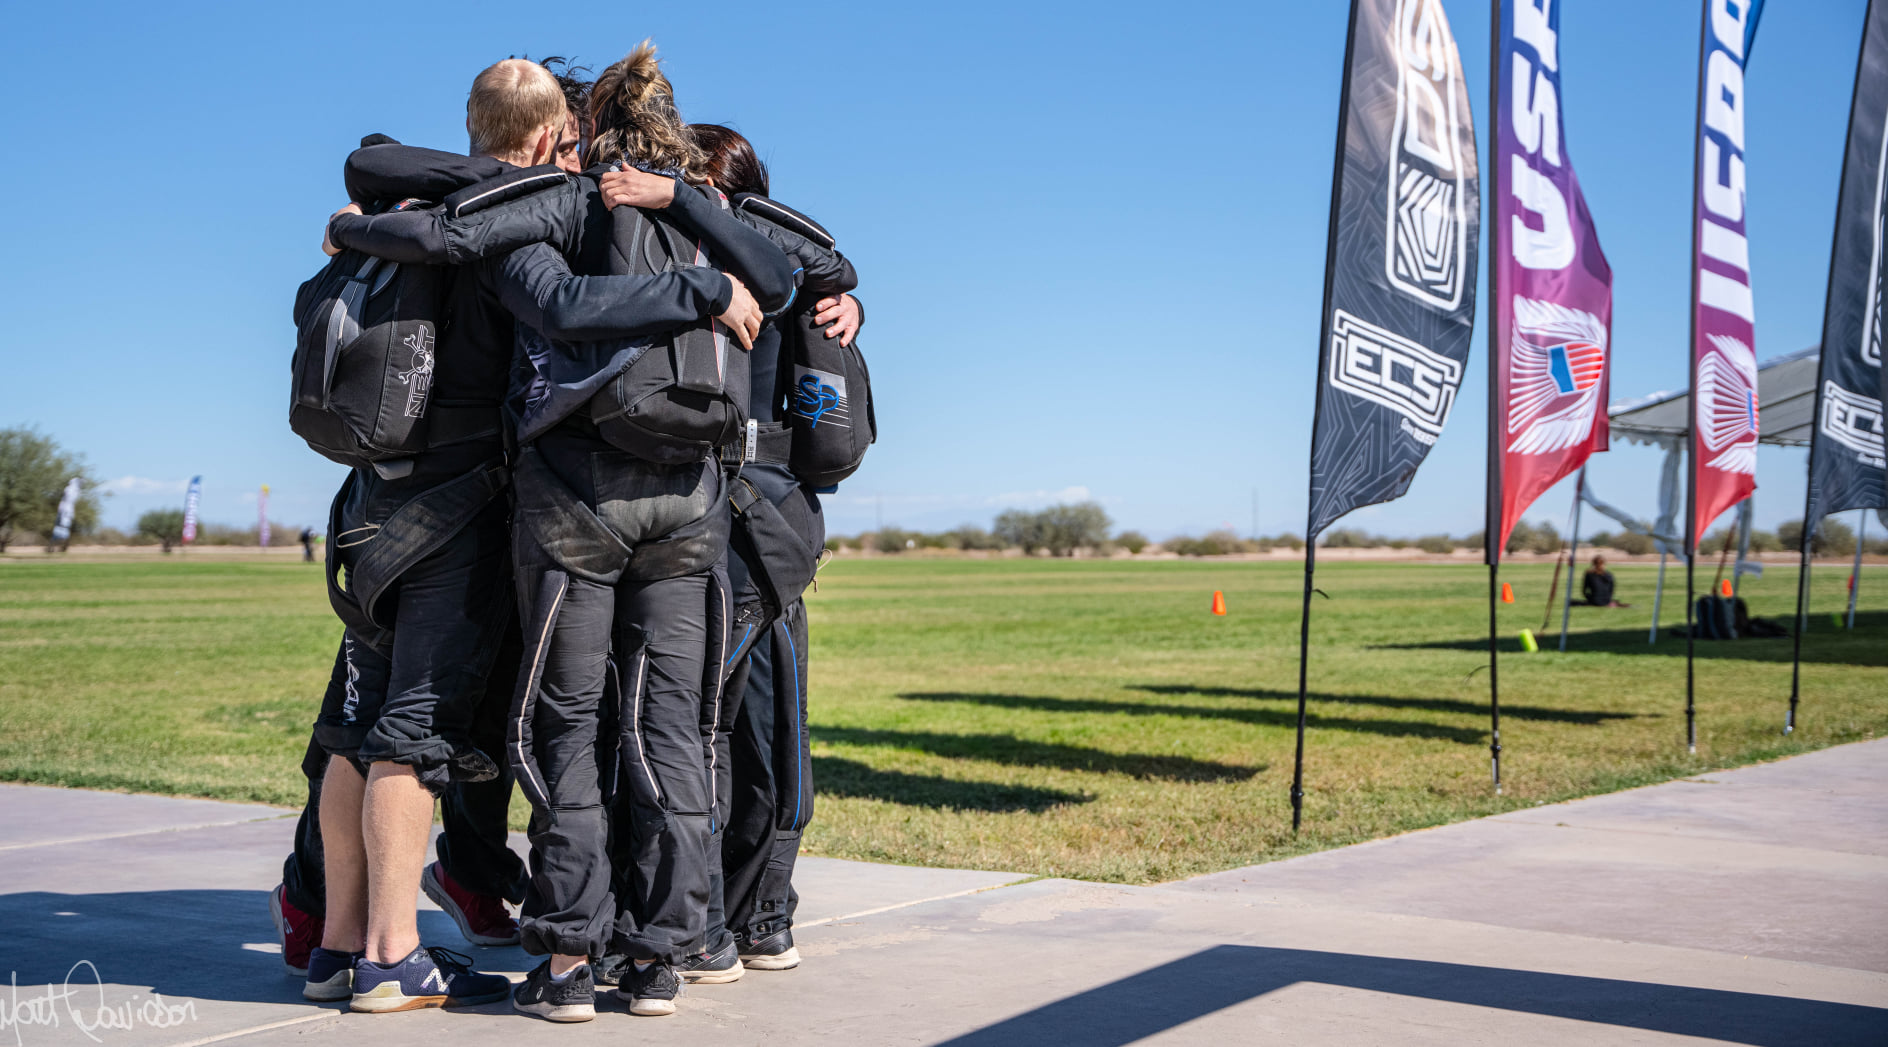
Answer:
top-left (161, 1012), bottom-right (331, 1047)
top-left (0, 814), bottom-right (299, 853)
top-left (798, 876), bottom-right (1043, 929)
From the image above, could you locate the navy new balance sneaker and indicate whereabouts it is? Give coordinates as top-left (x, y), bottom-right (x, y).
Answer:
top-left (302, 947), bottom-right (359, 1001)
top-left (678, 938), bottom-right (744, 984)
top-left (616, 960), bottom-right (683, 1016)
top-left (349, 946), bottom-right (510, 1013)
top-left (511, 959), bottom-right (596, 1022)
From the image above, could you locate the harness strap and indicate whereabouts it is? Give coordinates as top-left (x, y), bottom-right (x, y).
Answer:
top-left (718, 423), bottom-right (792, 470)
top-left (326, 458), bottom-right (510, 635)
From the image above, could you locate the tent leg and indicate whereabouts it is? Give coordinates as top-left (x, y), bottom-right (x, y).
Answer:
top-left (1848, 509), bottom-right (1866, 630)
top-left (1650, 551), bottom-right (1667, 645)
top-left (1732, 497), bottom-right (1753, 600)
top-left (1560, 471), bottom-right (1585, 652)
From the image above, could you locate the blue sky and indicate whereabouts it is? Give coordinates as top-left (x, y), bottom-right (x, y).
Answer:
top-left (0, 0), bottom-right (1867, 539)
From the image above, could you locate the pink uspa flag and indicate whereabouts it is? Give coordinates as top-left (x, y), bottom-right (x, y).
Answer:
top-left (1489, 0), bottom-right (1614, 559)
top-left (1689, 0), bottom-right (1765, 550)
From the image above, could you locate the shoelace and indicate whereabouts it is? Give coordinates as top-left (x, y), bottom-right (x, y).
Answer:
top-left (426, 947), bottom-right (477, 977)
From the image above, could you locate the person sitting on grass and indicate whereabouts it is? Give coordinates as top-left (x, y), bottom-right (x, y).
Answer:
top-left (1582, 555), bottom-right (1630, 608)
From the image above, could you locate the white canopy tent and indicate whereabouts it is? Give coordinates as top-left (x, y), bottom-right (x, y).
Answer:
top-left (1563, 347), bottom-right (1829, 645)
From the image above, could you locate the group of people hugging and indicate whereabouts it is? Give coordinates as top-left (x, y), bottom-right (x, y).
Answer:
top-left (270, 43), bottom-right (861, 1023)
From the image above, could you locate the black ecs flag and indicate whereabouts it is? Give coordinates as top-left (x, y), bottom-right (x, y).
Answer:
top-left (1811, 0), bottom-right (1888, 524)
top-left (1306, 0), bottom-right (1480, 539)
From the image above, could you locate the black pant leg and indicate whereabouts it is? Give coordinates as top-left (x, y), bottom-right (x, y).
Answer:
top-left (437, 608), bottom-right (529, 903)
top-left (608, 571), bottom-right (713, 964)
top-left (517, 576), bottom-right (617, 959)
top-left (723, 600), bottom-right (812, 943)
top-left (281, 654), bottom-right (338, 920)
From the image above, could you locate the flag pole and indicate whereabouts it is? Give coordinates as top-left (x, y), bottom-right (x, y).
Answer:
top-left (1559, 468), bottom-right (1586, 650)
top-left (1848, 510), bottom-right (1866, 629)
top-left (1683, 0), bottom-right (1711, 756)
top-left (1291, 541), bottom-right (1317, 832)
top-left (1291, 0), bottom-right (1363, 834)
top-left (1788, 476), bottom-right (1815, 734)
top-left (1485, 0), bottom-right (1504, 795)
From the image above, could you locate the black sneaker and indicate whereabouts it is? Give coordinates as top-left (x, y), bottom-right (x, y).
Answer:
top-left (678, 938), bottom-right (744, 983)
top-left (349, 946), bottom-right (510, 1013)
top-left (616, 961), bottom-right (683, 1016)
top-left (511, 960), bottom-right (596, 1023)
top-left (303, 947), bottom-right (359, 1001)
top-left (738, 927), bottom-right (801, 971)
top-left (589, 953), bottom-right (631, 989)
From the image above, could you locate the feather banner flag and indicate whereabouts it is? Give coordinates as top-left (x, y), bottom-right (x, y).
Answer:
top-left (1306, 0), bottom-right (1481, 540)
top-left (182, 476), bottom-right (202, 545)
top-left (1689, 0), bottom-right (1766, 550)
top-left (1489, 0), bottom-right (1614, 559)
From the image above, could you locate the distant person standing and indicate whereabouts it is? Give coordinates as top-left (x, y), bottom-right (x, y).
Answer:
top-left (1582, 555), bottom-right (1630, 608)
top-left (299, 527), bottom-right (316, 563)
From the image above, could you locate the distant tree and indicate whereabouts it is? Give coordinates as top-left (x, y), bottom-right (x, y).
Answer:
top-left (1504, 521), bottom-right (1534, 555)
top-left (1115, 530), bottom-right (1148, 555)
top-left (1272, 532), bottom-right (1306, 551)
top-left (0, 427), bottom-right (102, 552)
top-left (1527, 522), bottom-right (1562, 555)
top-left (1607, 531), bottom-right (1655, 556)
top-left (1415, 534), bottom-right (1454, 554)
top-left (1779, 517), bottom-right (1857, 557)
top-left (138, 508), bottom-right (186, 554)
top-left (946, 524), bottom-right (1007, 551)
top-left (1037, 502), bottom-right (1112, 556)
top-left (992, 509), bottom-right (1045, 554)
top-left (1746, 529), bottom-right (1779, 554)
top-left (1322, 528), bottom-right (1382, 549)
top-left (874, 528), bottom-right (921, 554)
top-left (1167, 530), bottom-right (1251, 557)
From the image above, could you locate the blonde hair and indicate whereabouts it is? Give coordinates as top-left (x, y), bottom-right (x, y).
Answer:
top-left (466, 59), bottom-right (566, 158)
top-left (588, 41), bottom-right (708, 181)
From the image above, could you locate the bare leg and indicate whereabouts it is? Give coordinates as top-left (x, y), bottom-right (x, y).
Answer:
top-left (362, 762), bottom-right (435, 964)
top-left (319, 756), bottom-right (367, 953)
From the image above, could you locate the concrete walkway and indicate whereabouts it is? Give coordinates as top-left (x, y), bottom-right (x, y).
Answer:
top-left (2, 742), bottom-right (1884, 1046)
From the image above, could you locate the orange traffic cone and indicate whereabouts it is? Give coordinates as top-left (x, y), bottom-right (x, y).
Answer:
top-left (1720, 578), bottom-right (1733, 597)
top-left (1211, 591), bottom-right (1227, 616)
top-left (1500, 582), bottom-right (1514, 604)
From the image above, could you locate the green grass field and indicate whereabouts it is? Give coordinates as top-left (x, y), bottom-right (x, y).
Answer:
top-left (1, 554), bottom-right (1881, 883)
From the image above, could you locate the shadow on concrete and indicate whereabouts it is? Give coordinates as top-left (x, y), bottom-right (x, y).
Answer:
top-left (898, 693), bottom-right (1485, 745)
top-left (0, 889), bottom-right (523, 1008)
top-left (816, 726), bottom-right (1262, 782)
top-left (1130, 685), bottom-right (1641, 726)
top-left (932, 944), bottom-right (1888, 1047)
top-left (813, 756), bottom-right (1089, 812)
top-left (1370, 610), bottom-right (1887, 665)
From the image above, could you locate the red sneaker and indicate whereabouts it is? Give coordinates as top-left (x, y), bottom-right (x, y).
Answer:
top-left (421, 861), bottom-right (520, 946)
top-left (269, 884), bottom-right (324, 977)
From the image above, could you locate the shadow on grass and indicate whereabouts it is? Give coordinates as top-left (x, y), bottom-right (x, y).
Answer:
top-left (935, 944), bottom-right (1885, 1046)
top-left (817, 726), bottom-right (1262, 782)
top-left (897, 693), bottom-right (1485, 745)
top-left (1371, 610), bottom-right (1886, 665)
top-left (813, 755), bottom-right (1089, 812)
top-left (1129, 685), bottom-right (1641, 726)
